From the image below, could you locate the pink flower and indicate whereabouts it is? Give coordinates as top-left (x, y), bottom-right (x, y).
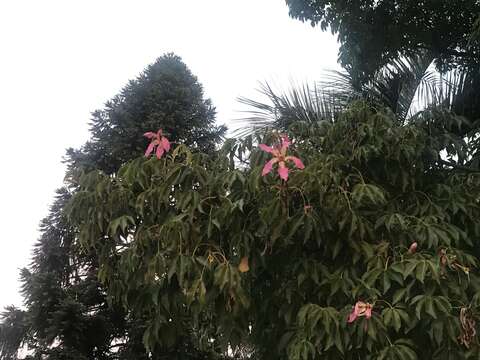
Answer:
top-left (259, 135), bottom-right (304, 181)
top-left (408, 242), bottom-right (418, 254)
top-left (347, 301), bottom-right (373, 323)
top-left (144, 129), bottom-right (171, 159)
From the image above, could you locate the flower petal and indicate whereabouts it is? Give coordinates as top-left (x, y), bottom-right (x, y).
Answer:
top-left (156, 145), bottom-right (165, 159)
top-left (278, 162), bottom-right (289, 181)
top-left (262, 158), bottom-right (278, 176)
top-left (286, 156), bottom-right (305, 170)
top-left (161, 136), bottom-right (171, 152)
top-left (259, 144), bottom-right (274, 153)
top-left (144, 132), bottom-right (157, 139)
top-left (347, 310), bottom-right (358, 323)
top-left (145, 142), bottom-right (156, 157)
top-left (348, 302), bottom-right (362, 323)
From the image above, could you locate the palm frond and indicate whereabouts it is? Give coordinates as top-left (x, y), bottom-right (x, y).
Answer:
top-left (323, 53), bottom-right (436, 121)
top-left (380, 54), bottom-right (435, 119)
top-left (236, 53), bottom-right (478, 139)
top-left (235, 82), bottom-right (343, 137)
top-left (410, 66), bottom-right (480, 170)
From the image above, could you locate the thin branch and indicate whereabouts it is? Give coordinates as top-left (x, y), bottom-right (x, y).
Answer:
top-left (438, 159), bottom-right (480, 173)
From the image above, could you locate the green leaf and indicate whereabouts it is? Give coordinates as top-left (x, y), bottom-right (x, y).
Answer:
top-left (352, 183), bottom-right (387, 206)
top-left (403, 260), bottom-right (417, 279)
top-left (415, 261), bottom-right (427, 283)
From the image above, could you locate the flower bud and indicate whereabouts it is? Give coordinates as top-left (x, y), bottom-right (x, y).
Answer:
top-left (408, 242), bottom-right (418, 254)
top-left (238, 257), bottom-right (249, 273)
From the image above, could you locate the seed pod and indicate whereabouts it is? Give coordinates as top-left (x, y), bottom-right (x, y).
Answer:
top-left (439, 249), bottom-right (448, 267)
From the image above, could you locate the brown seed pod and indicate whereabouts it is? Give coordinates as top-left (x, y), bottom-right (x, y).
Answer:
top-left (459, 307), bottom-right (476, 348)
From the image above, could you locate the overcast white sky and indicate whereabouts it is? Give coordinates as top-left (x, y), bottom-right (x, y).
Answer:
top-left (0, 0), bottom-right (339, 309)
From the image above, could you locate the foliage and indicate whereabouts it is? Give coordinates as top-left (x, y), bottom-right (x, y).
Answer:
top-left (237, 82), bottom-right (341, 136)
top-left (285, 0), bottom-right (480, 83)
top-left (0, 54), bottom-right (226, 360)
top-left (2, 3), bottom-right (479, 359)
top-left (68, 101), bottom-right (480, 359)
top-left (0, 307), bottom-right (28, 359)
top-left (472, 14), bottom-right (480, 43)
top-left (238, 53), bottom-right (480, 171)
top-left (67, 53), bottom-right (226, 174)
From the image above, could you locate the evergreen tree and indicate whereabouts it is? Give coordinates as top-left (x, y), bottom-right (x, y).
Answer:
top-left (0, 53), bottom-right (226, 360)
top-left (68, 53), bottom-right (225, 174)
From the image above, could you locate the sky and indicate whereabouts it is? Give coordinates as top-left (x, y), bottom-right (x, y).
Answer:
top-left (0, 0), bottom-right (339, 309)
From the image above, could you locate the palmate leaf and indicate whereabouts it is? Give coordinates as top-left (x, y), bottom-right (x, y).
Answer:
top-left (351, 183), bottom-right (387, 207)
top-left (376, 339), bottom-right (418, 360)
top-left (66, 101), bottom-right (480, 359)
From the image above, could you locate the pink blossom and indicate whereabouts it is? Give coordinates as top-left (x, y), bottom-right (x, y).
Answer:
top-left (259, 135), bottom-right (304, 181)
top-left (347, 301), bottom-right (373, 323)
top-left (144, 129), bottom-right (171, 159)
top-left (408, 242), bottom-right (418, 254)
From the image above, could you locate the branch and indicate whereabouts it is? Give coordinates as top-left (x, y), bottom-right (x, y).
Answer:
top-left (414, 45), bottom-right (479, 60)
top-left (438, 159), bottom-right (480, 172)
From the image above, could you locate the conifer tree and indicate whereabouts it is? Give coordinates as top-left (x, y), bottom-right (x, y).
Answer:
top-left (0, 53), bottom-right (226, 360)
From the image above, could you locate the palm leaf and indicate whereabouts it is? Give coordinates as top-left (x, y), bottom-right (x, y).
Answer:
top-left (237, 53), bottom-right (478, 147)
top-left (235, 82), bottom-right (342, 137)
top-left (322, 53), bottom-right (437, 121)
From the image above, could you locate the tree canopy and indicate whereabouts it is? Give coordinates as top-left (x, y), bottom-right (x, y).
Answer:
top-left (2, 4), bottom-right (480, 360)
top-left (67, 100), bottom-right (480, 359)
top-left (0, 53), bottom-right (226, 360)
top-left (285, 0), bottom-right (480, 82)
top-left (67, 53), bottom-right (226, 174)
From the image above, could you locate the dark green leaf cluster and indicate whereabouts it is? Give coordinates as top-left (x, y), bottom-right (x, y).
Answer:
top-left (285, 0), bottom-right (480, 82)
top-left (66, 53), bottom-right (226, 174)
top-left (239, 56), bottom-right (480, 172)
top-left (0, 54), bottom-right (226, 360)
top-left (68, 101), bottom-right (480, 359)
